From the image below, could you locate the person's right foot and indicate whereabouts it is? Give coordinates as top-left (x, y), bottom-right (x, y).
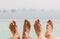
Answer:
top-left (22, 19), bottom-right (31, 39)
top-left (45, 20), bottom-right (53, 38)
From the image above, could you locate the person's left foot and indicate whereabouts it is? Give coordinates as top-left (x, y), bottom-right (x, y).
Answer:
top-left (34, 19), bottom-right (42, 37)
top-left (9, 20), bottom-right (20, 39)
top-left (34, 19), bottom-right (47, 39)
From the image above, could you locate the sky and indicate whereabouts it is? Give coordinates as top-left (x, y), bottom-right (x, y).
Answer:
top-left (0, 0), bottom-right (60, 10)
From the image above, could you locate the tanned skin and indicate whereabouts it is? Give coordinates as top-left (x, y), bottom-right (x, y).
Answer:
top-left (45, 20), bottom-right (54, 39)
top-left (22, 19), bottom-right (31, 39)
top-left (34, 19), bottom-right (47, 39)
top-left (9, 20), bottom-right (20, 39)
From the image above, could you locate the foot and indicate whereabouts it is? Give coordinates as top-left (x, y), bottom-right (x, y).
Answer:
top-left (9, 20), bottom-right (20, 39)
top-left (22, 19), bottom-right (31, 39)
top-left (45, 20), bottom-right (53, 38)
top-left (34, 19), bottom-right (47, 39)
top-left (34, 19), bottom-right (42, 36)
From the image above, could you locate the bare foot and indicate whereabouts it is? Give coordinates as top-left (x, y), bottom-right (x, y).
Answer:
top-left (45, 20), bottom-right (53, 39)
top-left (9, 20), bottom-right (20, 39)
top-left (22, 19), bottom-right (31, 39)
top-left (34, 19), bottom-right (46, 39)
top-left (34, 19), bottom-right (42, 36)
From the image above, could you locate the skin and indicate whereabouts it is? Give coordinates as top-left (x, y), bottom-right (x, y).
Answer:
top-left (45, 20), bottom-right (60, 39)
top-left (8, 19), bottom-right (60, 39)
top-left (22, 19), bottom-right (31, 39)
top-left (45, 20), bottom-right (53, 39)
top-left (9, 20), bottom-right (20, 39)
top-left (34, 19), bottom-right (47, 39)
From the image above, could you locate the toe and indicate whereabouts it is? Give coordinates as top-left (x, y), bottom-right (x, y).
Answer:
top-left (12, 20), bottom-right (16, 25)
top-left (24, 19), bottom-right (31, 29)
top-left (9, 22), bottom-right (13, 29)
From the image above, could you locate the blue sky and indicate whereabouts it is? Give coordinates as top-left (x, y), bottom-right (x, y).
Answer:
top-left (0, 0), bottom-right (60, 10)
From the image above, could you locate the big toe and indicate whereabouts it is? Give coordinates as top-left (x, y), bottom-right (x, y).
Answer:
top-left (24, 19), bottom-right (31, 29)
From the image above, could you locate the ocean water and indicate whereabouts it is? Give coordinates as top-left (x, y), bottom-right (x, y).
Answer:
top-left (0, 19), bottom-right (60, 39)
